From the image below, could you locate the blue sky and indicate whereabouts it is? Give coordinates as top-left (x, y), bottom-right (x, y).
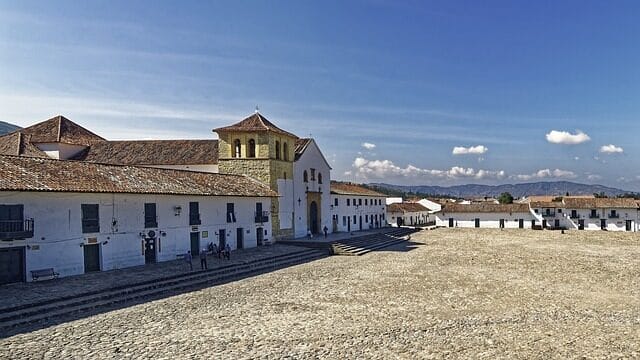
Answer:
top-left (1, 0), bottom-right (638, 190)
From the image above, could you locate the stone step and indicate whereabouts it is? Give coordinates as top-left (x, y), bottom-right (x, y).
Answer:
top-left (0, 248), bottom-right (319, 317)
top-left (333, 239), bottom-right (407, 256)
top-left (0, 250), bottom-right (325, 328)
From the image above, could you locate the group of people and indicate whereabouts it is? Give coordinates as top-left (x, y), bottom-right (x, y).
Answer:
top-left (184, 242), bottom-right (232, 271)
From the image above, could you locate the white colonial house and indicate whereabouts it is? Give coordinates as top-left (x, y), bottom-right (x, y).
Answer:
top-left (435, 203), bottom-right (537, 229)
top-left (387, 202), bottom-right (430, 227)
top-left (330, 182), bottom-right (388, 233)
top-left (561, 198), bottom-right (639, 231)
top-left (0, 155), bottom-right (276, 284)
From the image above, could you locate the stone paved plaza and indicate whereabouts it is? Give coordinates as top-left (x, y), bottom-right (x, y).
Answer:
top-left (1, 228), bottom-right (639, 359)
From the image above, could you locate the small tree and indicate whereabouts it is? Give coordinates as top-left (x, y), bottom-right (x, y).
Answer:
top-left (498, 192), bottom-right (514, 204)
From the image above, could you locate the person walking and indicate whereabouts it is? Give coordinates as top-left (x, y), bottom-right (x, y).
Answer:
top-left (185, 250), bottom-right (193, 271)
top-left (199, 249), bottom-right (208, 270)
top-left (323, 226), bottom-right (328, 238)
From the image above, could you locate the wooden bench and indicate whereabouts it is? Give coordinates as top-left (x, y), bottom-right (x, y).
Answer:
top-left (30, 268), bottom-right (59, 281)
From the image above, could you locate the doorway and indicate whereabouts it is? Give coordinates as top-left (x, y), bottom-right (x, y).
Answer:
top-left (578, 219), bottom-right (585, 230)
top-left (542, 220), bottom-right (547, 229)
top-left (84, 244), bottom-right (101, 273)
top-left (309, 201), bottom-right (319, 234)
top-left (359, 216), bottom-right (363, 231)
top-left (499, 219), bottom-right (505, 229)
top-left (475, 218), bottom-right (480, 228)
top-left (236, 228), bottom-right (244, 249)
top-left (218, 229), bottom-right (226, 249)
top-left (190, 232), bottom-right (200, 256)
top-left (518, 219), bottom-right (524, 229)
top-left (256, 227), bottom-right (263, 246)
top-left (626, 220), bottom-right (632, 231)
top-left (0, 247), bottom-right (25, 284)
top-left (600, 219), bottom-right (607, 230)
top-left (449, 218), bottom-right (454, 228)
top-left (554, 219), bottom-right (560, 228)
top-left (144, 237), bottom-right (156, 264)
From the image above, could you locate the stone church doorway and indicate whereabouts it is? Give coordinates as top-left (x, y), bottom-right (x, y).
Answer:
top-left (309, 201), bottom-right (319, 234)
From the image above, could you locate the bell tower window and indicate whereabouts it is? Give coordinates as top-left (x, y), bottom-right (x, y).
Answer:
top-left (248, 139), bottom-right (256, 158)
top-left (275, 140), bottom-right (281, 160)
top-left (318, 173), bottom-right (323, 184)
top-left (283, 142), bottom-right (289, 161)
top-left (233, 139), bottom-right (241, 158)
top-left (303, 170), bottom-right (308, 182)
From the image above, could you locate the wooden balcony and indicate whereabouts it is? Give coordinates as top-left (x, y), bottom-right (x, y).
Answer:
top-left (0, 219), bottom-right (34, 240)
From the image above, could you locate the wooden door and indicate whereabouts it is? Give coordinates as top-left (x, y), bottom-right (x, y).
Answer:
top-left (0, 247), bottom-right (25, 284)
top-left (84, 244), bottom-right (101, 272)
top-left (236, 228), bottom-right (244, 249)
top-left (190, 232), bottom-right (200, 255)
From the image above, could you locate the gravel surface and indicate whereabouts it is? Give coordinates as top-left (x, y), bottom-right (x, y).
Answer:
top-left (2, 228), bottom-right (638, 359)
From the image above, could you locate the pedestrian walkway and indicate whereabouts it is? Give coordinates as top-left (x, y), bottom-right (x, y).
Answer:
top-left (0, 244), bottom-right (311, 312)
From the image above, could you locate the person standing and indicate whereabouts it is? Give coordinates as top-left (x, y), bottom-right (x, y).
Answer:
top-left (199, 249), bottom-right (208, 270)
top-left (224, 243), bottom-right (231, 260)
top-left (185, 251), bottom-right (193, 271)
top-left (323, 226), bottom-right (328, 238)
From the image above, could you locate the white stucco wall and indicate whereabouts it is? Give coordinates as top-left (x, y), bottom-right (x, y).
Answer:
top-left (35, 143), bottom-right (88, 160)
top-left (561, 207), bottom-right (638, 231)
top-left (330, 194), bottom-right (387, 233)
top-left (387, 210), bottom-right (430, 227)
top-left (293, 140), bottom-right (331, 237)
top-left (0, 191), bottom-right (272, 281)
top-left (434, 212), bottom-right (536, 229)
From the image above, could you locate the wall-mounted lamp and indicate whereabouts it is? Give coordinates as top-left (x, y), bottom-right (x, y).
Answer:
top-left (79, 243), bottom-right (84, 247)
top-left (160, 231), bottom-right (167, 237)
top-left (102, 241), bottom-right (109, 245)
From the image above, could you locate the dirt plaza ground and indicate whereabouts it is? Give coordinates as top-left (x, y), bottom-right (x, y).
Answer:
top-left (1, 228), bottom-right (638, 359)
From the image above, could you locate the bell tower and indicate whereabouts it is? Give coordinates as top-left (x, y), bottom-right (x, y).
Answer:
top-left (214, 112), bottom-right (296, 240)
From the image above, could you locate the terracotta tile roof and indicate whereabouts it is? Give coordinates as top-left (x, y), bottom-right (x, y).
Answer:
top-left (214, 112), bottom-right (298, 138)
top-left (330, 181), bottom-right (387, 197)
top-left (529, 201), bottom-right (564, 208)
top-left (74, 140), bottom-right (218, 165)
top-left (441, 203), bottom-right (531, 213)
top-left (0, 154), bottom-right (276, 197)
top-left (294, 138), bottom-right (312, 161)
top-left (0, 132), bottom-right (48, 158)
top-left (563, 198), bottom-right (640, 209)
top-left (10, 115), bottom-right (105, 146)
top-left (387, 202), bottom-right (429, 213)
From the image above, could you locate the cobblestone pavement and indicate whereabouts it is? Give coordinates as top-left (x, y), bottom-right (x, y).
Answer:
top-left (2, 229), bottom-right (639, 359)
top-left (0, 244), bottom-right (308, 310)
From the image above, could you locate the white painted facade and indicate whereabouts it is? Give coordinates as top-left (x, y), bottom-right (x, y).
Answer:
top-left (417, 199), bottom-right (442, 213)
top-left (387, 210), bottom-right (429, 227)
top-left (386, 197), bottom-right (403, 205)
top-left (561, 208), bottom-right (638, 231)
top-left (434, 211), bottom-right (536, 229)
top-left (292, 140), bottom-right (332, 238)
top-left (35, 142), bottom-right (87, 160)
top-left (0, 191), bottom-right (272, 281)
top-left (330, 194), bottom-right (387, 233)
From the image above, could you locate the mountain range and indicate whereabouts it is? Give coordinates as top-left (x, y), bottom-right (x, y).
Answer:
top-left (0, 121), bottom-right (20, 135)
top-left (369, 181), bottom-right (634, 198)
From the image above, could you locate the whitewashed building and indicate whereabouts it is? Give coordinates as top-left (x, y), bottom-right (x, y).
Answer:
top-left (330, 182), bottom-right (388, 233)
top-left (417, 198), bottom-right (443, 213)
top-left (0, 155), bottom-right (276, 284)
top-left (435, 203), bottom-right (536, 229)
top-left (561, 198), bottom-right (639, 231)
top-left (387, 202), bottom-right (430, 227)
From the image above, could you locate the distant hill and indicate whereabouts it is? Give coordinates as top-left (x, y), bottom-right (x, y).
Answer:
top-left (0, 121), bottom-right (20, 135)
top-left (369, 181), bottom-right (632, 198)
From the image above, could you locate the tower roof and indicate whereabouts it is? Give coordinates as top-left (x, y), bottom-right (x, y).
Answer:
top-left (214, 112), bottom-right (298, 138)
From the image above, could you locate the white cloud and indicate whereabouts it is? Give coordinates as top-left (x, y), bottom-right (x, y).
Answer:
top-left (361, 142), bottom-right (376, 150)
top-left (587, 174), bottom-right (602, 181)
top-left (452, 145), bottom-right (488, 155)
top-left (545, 130), bottom-right (591, 145)
top-left (599, 144), bottom-right (624, 154)
top-left (512, 168), bottom-right (577, 181)
top-left (351, 157), bottom-right (505, 181)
